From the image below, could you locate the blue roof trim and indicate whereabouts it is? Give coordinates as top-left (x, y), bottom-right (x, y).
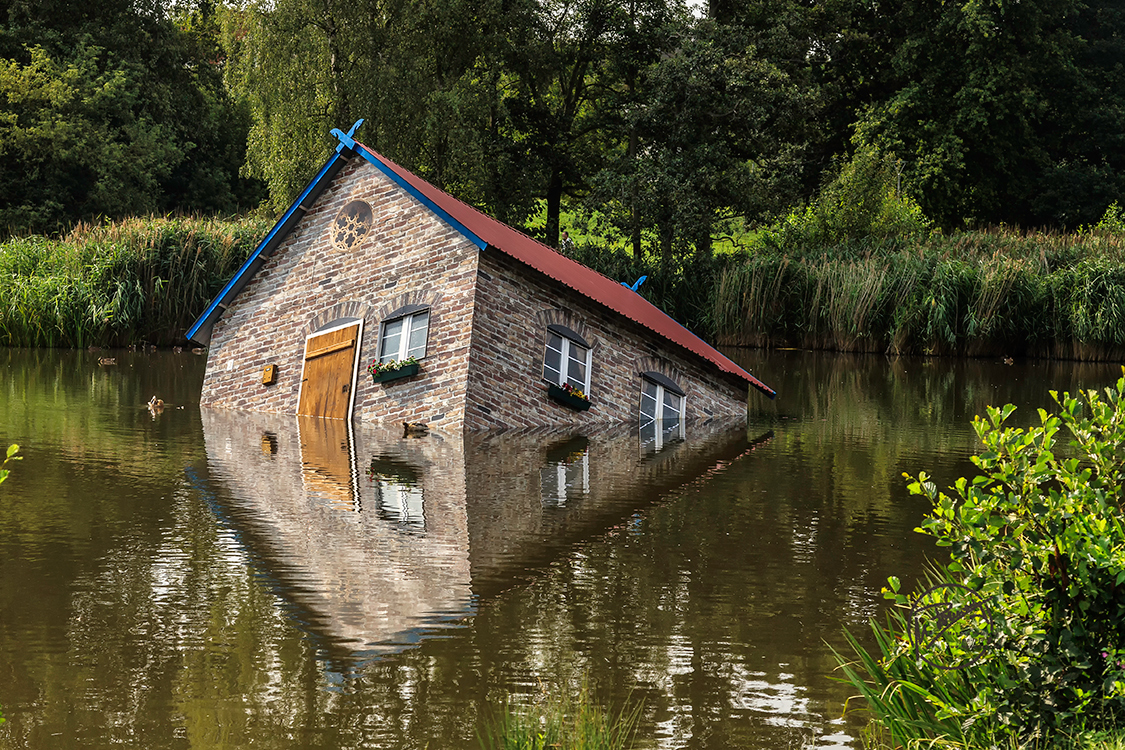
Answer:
top-left (185, 151), bottom-right (348, 346)
top-left (352, 145), bottom-right (487, 251)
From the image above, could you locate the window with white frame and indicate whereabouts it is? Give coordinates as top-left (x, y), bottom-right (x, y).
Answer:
top-left (379, 306), bottom-right (430, 363)
top-left (639, 371), bottom-right (686, 452)
top-left (542, 324), bottom-right (592, 393)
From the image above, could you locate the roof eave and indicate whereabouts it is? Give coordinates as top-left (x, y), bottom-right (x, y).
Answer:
top-left (185, 150), bottom-right (352, 347)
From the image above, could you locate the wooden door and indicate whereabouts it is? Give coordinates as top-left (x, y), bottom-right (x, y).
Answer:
top-left (298, 322), bottom-right (361, 419)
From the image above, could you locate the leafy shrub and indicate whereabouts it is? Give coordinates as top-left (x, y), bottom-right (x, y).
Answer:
top-left (841, 374), bottom-right (1125, 746)
top-left (0, 444), bottom-right (18, 485)
top-left (761, 145), bottom-right (932, 253)
top-left (1095, 203), bottom-right (1125, 235)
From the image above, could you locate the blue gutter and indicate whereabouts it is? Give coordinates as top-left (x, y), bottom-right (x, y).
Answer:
top-left (185, 150), bottom-right (349, 346)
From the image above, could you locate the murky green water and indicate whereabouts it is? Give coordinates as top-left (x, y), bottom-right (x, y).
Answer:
top-left (0, 347), bottom-right (1120, 749)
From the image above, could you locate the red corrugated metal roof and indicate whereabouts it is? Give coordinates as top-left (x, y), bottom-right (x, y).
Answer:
top-left (355, 142), bottom-right (775, 399)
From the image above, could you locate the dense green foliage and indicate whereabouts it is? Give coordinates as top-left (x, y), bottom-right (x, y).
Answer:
top-left (839, 374), bottom-right (1125, 746)
top-left (0, 216), bottom-right (271, 347)
top-left (0, 0), bottom-right (263, 236)
top-left (3, 0), bottom-right (1123, 245)
top-left (852, 0), bottom-right (1125, 229)
top-left (215, 0), bottom-right (1124, 244)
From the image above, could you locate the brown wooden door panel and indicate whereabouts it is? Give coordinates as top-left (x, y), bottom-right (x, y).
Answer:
top-left (298, 324), bottom-right (359, 419)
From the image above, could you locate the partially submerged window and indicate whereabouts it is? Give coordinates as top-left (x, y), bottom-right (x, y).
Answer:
top-left (542, 324), bottom-right (591, 393)
top-left (379, 305), bottom-right (430, 363)
top-left (639, 371), bottom-right (685, 452)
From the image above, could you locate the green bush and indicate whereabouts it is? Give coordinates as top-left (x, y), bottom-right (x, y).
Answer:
top-left (840, 374), bottom-right (1125, 746)
top-left (1095, 203), bottom-right (1125, 235)
top-left (760, 145), bottom-right (932, 254)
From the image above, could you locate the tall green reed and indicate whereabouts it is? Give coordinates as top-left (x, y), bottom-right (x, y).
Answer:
top-left (0, 216), bottom-right (271, 347)
top-left (712, 227), bottom-right (1125, 360)
top-left (477, 683), bottom-right (641, 750)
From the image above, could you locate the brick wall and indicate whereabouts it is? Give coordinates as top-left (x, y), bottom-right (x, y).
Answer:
top-left (200, 156), bottom-right (480, 431)
top-left (463, 250), bottom-right (750, 429)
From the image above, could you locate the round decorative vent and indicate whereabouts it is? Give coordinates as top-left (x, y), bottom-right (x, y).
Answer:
top-left (331, 200), bottom-right (373, 250)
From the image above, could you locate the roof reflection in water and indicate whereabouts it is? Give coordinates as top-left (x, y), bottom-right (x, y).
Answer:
top-left (201, 409), bottom-right (765, 658)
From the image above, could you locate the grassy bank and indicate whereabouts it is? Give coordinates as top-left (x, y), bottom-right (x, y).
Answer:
top-left (0, 216), bottom-right (272, 348)
top-left (5, 211), bottom-right (1125, 360)
top-left (709, 226), bottom-right (1125, 360)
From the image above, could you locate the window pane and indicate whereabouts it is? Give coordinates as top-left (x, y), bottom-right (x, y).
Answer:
top-left (662, 390), bottom-right (682, 421)
top-left (640, 381), bottom-right (658, 421)
top-left (406, 312), bottom-right (429, 359)
top-left (543, 333), bottom-right (563, 383)
top-left (380, 318), bottom-right (404, 362)
top-left (566, 343), bottom-right (588, 390)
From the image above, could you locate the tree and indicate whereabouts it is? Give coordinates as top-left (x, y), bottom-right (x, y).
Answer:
top-left (0, 0), bottom-right (260, 236)
top-left (589, 17), bottom-right (817, 259)
top-left (855, 0), bottom-right (1125, 229)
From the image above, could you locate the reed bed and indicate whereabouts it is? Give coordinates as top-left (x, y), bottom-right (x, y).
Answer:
top-left (477, 683), bottom-right (641, 750)
top-left (5, 212), bottom-right (1125, 359)
top-left (712, 228), bottom-right (1125, 360)
top-left (0, 216), bottom-right (272, 347)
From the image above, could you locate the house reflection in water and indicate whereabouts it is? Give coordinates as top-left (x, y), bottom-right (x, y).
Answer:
top-left (200, 410), bottom-right (767, 657)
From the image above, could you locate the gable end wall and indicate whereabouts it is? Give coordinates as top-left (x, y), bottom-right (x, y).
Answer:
top-left (199, 158), bottom-right (480, 430)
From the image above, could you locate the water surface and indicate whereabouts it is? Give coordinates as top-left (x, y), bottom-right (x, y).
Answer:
top-left (0, 347), bottom-right (1119, 749)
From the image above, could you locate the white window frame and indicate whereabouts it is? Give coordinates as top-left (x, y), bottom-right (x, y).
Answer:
top-left (639, 374), bottom-right (686, 424)
top-left (378, 308), bottom-right (430, 364)
top-left (542, 327), bottom-right (592, 394)
top-left (639, 373), bottom-right (686, 452)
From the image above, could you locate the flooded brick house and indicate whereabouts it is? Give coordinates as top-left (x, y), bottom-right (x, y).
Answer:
top-left (187, 122), bottom-right (775, 430)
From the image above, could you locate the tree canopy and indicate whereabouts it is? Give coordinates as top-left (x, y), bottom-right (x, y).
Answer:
top-left (1, 0), bottom-right (1122, 241)
top-left (0, 0), bottom-right (261, 236)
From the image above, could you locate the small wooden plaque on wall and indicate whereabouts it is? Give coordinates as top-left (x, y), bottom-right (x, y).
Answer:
top-left (262, 364), bottom-right (278, 385)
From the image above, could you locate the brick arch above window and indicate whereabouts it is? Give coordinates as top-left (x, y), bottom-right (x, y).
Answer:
top-left (535, 308), bottom-right (596, 350)
top-left (634, 357), bottom-right (684, 388)
top-left (304, 301), bottom-right (372, 336)
top-left (376, 290), bottom-right (443, 321)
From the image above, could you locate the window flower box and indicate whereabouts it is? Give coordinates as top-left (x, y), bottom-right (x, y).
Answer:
top-left (548, 382), bottom-right (590, 412)
top-left (368, 358), bottom-right (421, 384)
